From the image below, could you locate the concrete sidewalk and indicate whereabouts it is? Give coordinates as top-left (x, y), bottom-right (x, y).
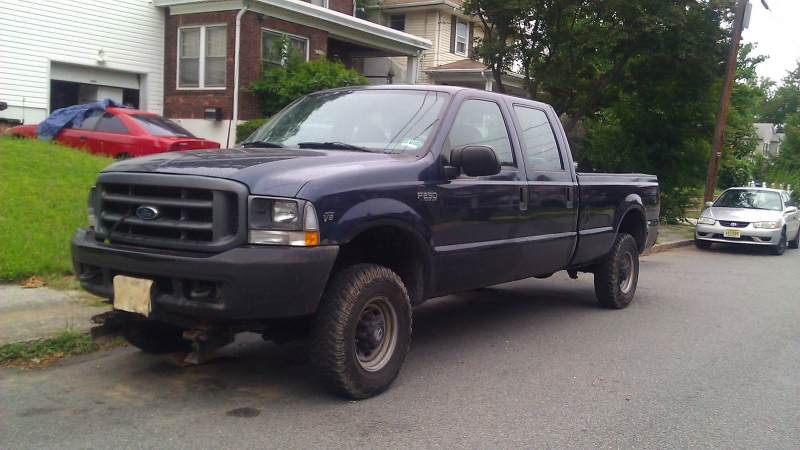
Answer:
top-left (0, 285), bottom-right (110, 344)
top-left (0, 222), bottom-right (697, 345)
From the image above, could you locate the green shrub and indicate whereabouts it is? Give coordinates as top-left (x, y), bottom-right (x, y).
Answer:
top-left (247, 58), bottom-right (369, 117)
top-left (236, 117), bottom-right (270, 143)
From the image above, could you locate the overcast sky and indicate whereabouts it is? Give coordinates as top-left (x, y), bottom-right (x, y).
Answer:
top-left (741, 0), bottom-right (800, 84)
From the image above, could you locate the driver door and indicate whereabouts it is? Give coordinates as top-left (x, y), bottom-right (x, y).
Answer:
top-left (433, 97), bottom-right (528, 295)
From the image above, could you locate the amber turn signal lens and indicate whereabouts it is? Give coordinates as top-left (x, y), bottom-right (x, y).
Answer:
top-left (305, 232), bottom-right (319, 246)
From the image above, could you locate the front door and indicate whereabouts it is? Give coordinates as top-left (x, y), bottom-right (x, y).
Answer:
top-left (57, 109), bottom-right (103, 151)
top-left (433, 98), bottom-right (528, 295)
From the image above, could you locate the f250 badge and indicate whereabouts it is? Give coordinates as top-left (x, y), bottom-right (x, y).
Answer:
top-left (417, 192), bottom-right (438, 202)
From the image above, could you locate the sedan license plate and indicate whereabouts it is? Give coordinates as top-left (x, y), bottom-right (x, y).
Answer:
top-left (723, 229), bottom-right (741, 239)
top-left (113, 275), bottom-right (153, 316)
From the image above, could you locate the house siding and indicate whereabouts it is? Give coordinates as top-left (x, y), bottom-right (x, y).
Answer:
top-left (0, 0), bottom-right (164, 124)
top-left (386, 10), bottom-right (483, 84)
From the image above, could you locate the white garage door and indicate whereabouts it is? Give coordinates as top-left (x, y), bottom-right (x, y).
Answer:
top-left (50, 62), bottom-right (139, 90)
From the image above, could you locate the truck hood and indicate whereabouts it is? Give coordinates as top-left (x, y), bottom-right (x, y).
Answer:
top-left (102, 147), bottom-right (408, 197)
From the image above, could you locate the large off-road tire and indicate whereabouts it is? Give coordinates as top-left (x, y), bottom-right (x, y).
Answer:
top-left (694, 236), bottom-right (712, 250)
top-left (770, 228), bottom-right (787, 256)
top-left (309, 264), bottom-right (411, 399)
top-left (594, 233), bottom-right (640, 309)
top-left (121, 320), bottom-right (192, 354)
top-left (788, 228), bottom-right (800, 250)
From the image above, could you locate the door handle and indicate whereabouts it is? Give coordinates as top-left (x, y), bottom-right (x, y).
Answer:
top-left (519, 186), bottom-right (528, 211)
top-left (566, 186), bottom-right (574, 209)
top-left (80, 136), bottom-right (89, 140)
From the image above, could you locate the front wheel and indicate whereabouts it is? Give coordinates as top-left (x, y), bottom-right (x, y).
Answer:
top-left (309, 264), bottom-right (411, 399)
top-left (594, 233), bottom-right (640, 309)
top-left (788, 228), bottom-right (799, 250)
top-left (694, 236), bottom-right (712, 250)
top-left (770, 228), bottom-right (787, 256)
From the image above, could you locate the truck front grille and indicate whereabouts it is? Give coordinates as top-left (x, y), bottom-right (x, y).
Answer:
top-left (94, 173), bottom-right (248, 253)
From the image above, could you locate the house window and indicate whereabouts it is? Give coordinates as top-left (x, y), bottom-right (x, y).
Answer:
top-left (311, 0), bottom-right (329, 8)
top-left (178, 25), bottom-right (227, 89)
top-left (262, 30), bottom-right (309, 68)
top-left (389, 15), bottom-right (405, 31)
top-left (455, 20), bottom-right (468, 56)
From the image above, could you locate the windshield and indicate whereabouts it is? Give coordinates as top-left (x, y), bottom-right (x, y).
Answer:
top-left (130, 114), bottom-right (197, 138)
top-left (713, 190), bottom-right (783, 211)
top-left (245, 90), bottom-right (450, 154)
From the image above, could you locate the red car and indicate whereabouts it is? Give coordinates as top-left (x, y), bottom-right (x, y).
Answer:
top-left (6, 107), bottom-right (220, 159)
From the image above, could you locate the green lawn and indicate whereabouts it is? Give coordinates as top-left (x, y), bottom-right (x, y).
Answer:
top-left (0, 137), bottom-right (112, 281)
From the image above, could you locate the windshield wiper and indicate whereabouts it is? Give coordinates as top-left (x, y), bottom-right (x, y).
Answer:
top-left (240, 141), bottom-right (285, 148)
top-left (298, 142), bottom-right (373, 152)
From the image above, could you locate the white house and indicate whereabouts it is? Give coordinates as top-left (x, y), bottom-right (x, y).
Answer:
top-left (753, 123), bottom-right (785, 157)
top-left (0, 0), bottom-right (165, 125)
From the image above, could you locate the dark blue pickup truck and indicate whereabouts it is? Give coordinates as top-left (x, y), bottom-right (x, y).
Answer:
top-left (73, 86), bottom-right (658, 398)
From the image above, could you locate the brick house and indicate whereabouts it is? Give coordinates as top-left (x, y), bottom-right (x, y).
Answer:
top-left (154, 0), bottom-right (431, 146)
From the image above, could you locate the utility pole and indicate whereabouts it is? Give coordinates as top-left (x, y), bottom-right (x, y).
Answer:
top-left (703, 0), bottom-right (750, 204)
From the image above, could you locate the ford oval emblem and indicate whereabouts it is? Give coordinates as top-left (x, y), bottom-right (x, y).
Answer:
top-left (136, 206), bottom-right (160, 220)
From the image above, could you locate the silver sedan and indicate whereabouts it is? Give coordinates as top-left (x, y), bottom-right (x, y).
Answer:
top-left (695, 188), bottom-right (800, 256)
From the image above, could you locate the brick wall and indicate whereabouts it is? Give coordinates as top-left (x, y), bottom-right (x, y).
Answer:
top-left (328, 0), bottom-right (354, 15)
top-left (165, 10), bottom-right (330, 121)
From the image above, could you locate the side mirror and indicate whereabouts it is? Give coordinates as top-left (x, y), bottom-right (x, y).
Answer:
top-left (448, 145), bottom-right (502, 178)
top-left (705, 201), bottom-right (714, 208)
top-left (0, 101), bottom-right (7, 111)
top-left (786, 206), bottom-right (798, 214)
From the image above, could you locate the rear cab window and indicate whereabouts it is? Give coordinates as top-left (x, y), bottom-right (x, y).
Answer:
top-left (512, 105), bottom-right (563, 172)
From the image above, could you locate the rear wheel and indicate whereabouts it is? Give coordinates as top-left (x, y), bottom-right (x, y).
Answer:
top-left (788, 228), bottom-right (800, 249)
top-left (694, 236), bottom-right (712, 250)
top-left (121, 320), bottom-right (191, 354)
top-left (594, 233), bottom-right (640, 309)
top-left (309, 264), bottom-right (411, 399)
top-left (770, 228), bottom-right (787, 256)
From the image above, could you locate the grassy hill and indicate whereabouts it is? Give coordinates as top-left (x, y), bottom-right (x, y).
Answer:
top-left (0, 137), bottom-right (112, 281)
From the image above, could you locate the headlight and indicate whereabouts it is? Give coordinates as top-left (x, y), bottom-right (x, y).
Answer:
top-left (273, 201), bottom-right (298, 225)
top-left (248, 196), bottom-right (319, 246)
top-left (698, 216), bottom-right (715, 225)
top-left (753, 221), bottom-right (779, 229)
top-left (87, 186), bottom-right (97, 228)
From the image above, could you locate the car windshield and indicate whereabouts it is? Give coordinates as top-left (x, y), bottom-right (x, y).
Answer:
top-left (244, 90), bottom-right (450, 154)
top-left (130, 114), bottom-right (196, 138)
top-left (713, 190), bottom-right (783, 211)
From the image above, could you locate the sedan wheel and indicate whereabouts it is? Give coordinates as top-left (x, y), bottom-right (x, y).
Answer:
top-left (770, 228), bottom-right (786, 256)
top-left (789, 228), bottom-right (800, 250)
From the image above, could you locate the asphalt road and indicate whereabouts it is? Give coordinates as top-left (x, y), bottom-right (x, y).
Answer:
top-left (1, 243), bottom-right (798, 449)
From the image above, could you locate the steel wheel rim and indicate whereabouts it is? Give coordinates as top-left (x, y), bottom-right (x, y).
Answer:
top-left (355, 296), bottom-right (398, 372)
top-left (620, 252), bottom-right (634, 294)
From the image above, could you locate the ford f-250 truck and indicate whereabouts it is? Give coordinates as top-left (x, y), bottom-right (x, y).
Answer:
top-left (73, 86), bottom-right (659, 399)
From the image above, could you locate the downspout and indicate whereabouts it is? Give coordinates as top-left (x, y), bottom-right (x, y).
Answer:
top-left (481, 70), bottom-right (493, 92)
top-left (228, 2), bottom-right (249, 147)
top-left (436, 11), bottom-right (442, 67)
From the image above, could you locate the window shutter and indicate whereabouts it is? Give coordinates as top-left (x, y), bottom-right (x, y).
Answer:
top-left (468, 22), bottom-right (474, 58)
top-left (450, 16), bottom-right (457, 53)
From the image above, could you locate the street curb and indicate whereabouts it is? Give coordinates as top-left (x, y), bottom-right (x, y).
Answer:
top-left (642, 239), bottom-right (694, 256)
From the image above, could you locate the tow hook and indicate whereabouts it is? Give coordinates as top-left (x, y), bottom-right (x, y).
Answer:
top-left (181, 328), bottom-right (235, 365)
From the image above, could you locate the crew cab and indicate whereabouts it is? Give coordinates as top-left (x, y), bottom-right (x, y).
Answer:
top-left (72, 86), bottom-right (659, 399)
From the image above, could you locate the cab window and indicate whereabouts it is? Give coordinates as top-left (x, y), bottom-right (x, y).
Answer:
top-left (513, 105), bottom-right (563, 171)
top-left (447, 99), bottom-right (514, 167)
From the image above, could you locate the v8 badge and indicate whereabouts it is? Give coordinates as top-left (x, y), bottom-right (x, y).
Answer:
top-left (323, 212), bottom-right (335, 223)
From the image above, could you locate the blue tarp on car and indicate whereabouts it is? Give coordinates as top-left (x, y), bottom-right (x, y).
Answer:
top-left (35, 99), bottom-right (132, 140)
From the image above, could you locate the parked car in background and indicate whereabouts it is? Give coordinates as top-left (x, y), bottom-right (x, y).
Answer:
top-left (5, 108), bottom-right (219, 159)
top-left (695, 187), bottom-right (800, 255)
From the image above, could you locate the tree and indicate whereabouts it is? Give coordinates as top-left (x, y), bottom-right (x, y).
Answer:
top-left (756, 61), bottom-right (800, 126)
top-left (718, 43), bottom-right (767, 188)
